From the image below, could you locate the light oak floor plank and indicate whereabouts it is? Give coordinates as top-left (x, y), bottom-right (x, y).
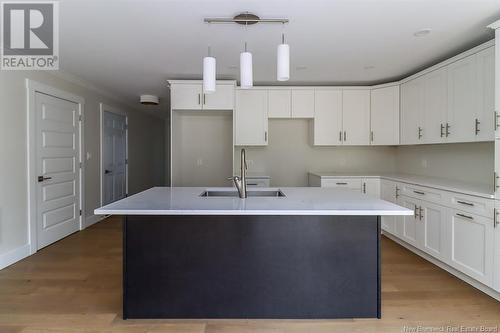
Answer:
top-left (0, 216), bottom-right (498, 333)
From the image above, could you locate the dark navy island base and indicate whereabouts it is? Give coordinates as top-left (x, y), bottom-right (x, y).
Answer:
top-left (123, 214), bottom-right (381, 319)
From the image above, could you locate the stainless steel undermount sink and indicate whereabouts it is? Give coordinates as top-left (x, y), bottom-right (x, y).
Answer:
top-left (199, 189), bottom-right (286, 198)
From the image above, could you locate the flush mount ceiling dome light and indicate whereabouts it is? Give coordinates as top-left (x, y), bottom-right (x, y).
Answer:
top-left (204, 12), bottom-right (289, 88)
top-left (140, 95), bottom-right (159, 105)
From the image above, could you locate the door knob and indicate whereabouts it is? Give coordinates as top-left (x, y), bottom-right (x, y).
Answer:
top-left (37, 176), bottom-right (52, 182)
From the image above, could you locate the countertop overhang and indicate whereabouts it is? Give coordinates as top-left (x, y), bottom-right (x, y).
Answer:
top-left (94, 187), bottom-right (413, 216)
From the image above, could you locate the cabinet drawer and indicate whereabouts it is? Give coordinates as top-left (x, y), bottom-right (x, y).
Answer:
top-left (400, 183), bottom-right (442, 203)
top-left (446, 193), bottom-right (494, 218)
top-left (321, 178), bottom-right (362, 190)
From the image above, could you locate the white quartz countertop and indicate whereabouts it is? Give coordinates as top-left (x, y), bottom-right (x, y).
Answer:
top-left (308, 172), bottom-right (494, 199)
top-left (94, 187), bottom-right (413, 216)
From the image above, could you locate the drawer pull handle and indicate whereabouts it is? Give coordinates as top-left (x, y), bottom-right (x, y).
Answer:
top-left (413, 190), bottom-right (425, 195)
top-left (456, 213), bottom-right (473, 220)
top-left (336, 182), bottom-right (348, 185)
top-left (456, 200), bottom-right (474, 207)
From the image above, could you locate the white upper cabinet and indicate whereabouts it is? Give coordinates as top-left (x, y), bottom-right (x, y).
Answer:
top-left (401, 77), bottom-right (425, 145)
top-left (268, 90), bottom-right (291, 118)
top-left (203, 84), bottom-right (235, 110)
top-left (313, 90), bottom-right (342, 145)
top-left (342, 90), bottom-right (370, 145)
top-left (476, 47), bottom-right (495, 142)
top-left (370, 85), bottom-right (400, 145)
top-left (447, 56), bottom-right (477, 143)
top-left (170, 81), bottom-right (235, 110)
top-left (171, 83), bottom-right (203, 110)
top-left (235, 89), bottom-right (268, 146)
top-left (291, 90), bottom-right (315, 118)
top-left (423, 67), bottom-right (448, 144)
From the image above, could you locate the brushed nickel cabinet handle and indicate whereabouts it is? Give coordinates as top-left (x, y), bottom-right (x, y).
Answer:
top-left (370, 131), bottom-right (374, 142)
top-left (198, 93), bottom-right (201, 105)
top-left (475, 118), bottom-right (480, 135)
top-left (413, 190), bottom-right (425, 195)
top-left (495, 111), bottom-right (500, 130)
top-left (419, 206), bottom-right (423, 220)
top-left (495, 208), bottom-right (499, 228)
top-left (336, 182), bottom-right (348, 185)
top-left (456, 213), bottom-right (473, 220)
top-left (344, 131), bottom-right (347, 142)
top-left (457, 200), bottom-right (474, 207)
top-left (203, 94), bottom-right (206, 105)
top-left (495, 172), bottom-right (499, 189)
top-left (418, 127), bottom-right (423, 139)
top-left (363, 182), bottom-right (366, 194)
top-left (440, 123), bottom-right (445, 138)
top-left (339, 131), bottom-right (342, 142)
top-left (395, 186), bottom-right (400, 199)
top-left (446, 123), bottom-right (450, 137)
top-left (265, 131), bottom-right (268, 142)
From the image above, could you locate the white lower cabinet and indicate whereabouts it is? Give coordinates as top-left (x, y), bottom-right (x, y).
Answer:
top-left (400, 197), bottom-right (419, 247)
top-left (361, 178), bottom-right (380, 197)
top-left (494, 202), bottom-right (500, 292)
top-left (448, 209), bottom-right (494, 286)
top-left (418, 201), bottom-right (448, 261)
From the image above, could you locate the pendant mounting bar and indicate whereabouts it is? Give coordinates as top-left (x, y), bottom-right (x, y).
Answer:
top-left (204, 13), bottom-right (289, 25)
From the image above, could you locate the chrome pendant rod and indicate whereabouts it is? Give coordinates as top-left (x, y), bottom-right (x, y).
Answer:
top-left (204, 18), bottom-right (289, 24)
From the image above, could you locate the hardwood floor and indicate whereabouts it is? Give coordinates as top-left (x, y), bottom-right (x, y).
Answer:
top-left (0, 216), bottom-right (498, 333)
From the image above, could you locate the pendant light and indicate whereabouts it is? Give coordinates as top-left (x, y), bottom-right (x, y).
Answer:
top-left (277, 32), bottom-right (290, 81)
top-left (240, 42), bottom-right (253, 89)
top-left (203, 46), bottom-right (216, 93)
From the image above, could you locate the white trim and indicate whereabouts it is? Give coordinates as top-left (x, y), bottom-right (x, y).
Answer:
top-left (99, 103), bottom-right (129, 206)
top-left (488, 20), bottom-right (500, 30)
top-left (84, 214), bottom-right (107, 229)
top-left (383, 232), bottom-right (500, 302)
top-left (0, 244), bottom-right (30, 270)
top-left (26, 79), bottom-right (85, 255)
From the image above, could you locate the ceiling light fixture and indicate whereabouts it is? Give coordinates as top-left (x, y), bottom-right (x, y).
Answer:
top-left (203, 46), bottom-right (216, 94)
top-left (414, 28), bottom-right (432, 37)
top-left (204, 12), bottom-right (289, 87)
top-left (140, 95), bottom-right (159, 105)
top-left (277, 27), bottom-right (290, 81)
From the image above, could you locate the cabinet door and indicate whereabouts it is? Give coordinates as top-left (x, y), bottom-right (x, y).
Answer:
top-left (423, 68), bottom-right (448, 144)
top-left (268, 90), bottom-right (291, 118)
top-left (203, 84), bottom-right (234, 110)
top-left (380, 180), bottom-right (397, 234)
top-left (401, 197), bottom-right (419, 246)
top-left (418, 202), bottom-right (448, 261)
top-left (476, 47), bottom-right (495, 142)
top-left (494, 202), bottom-right (500, 292)
top-left (362, 178), bottom-right (380, 197)
top-left (313, 90), bottom-right (342, 145)
top-left (170, 84), bottom-right (203, 110)
top-left (448, 209), bottom-right (494, 286)
top-left (495, 141), bottom-right (500, 199)
top-left (370, 86), bottom-right (400, 145)
top-left (447, 55), bottom-right (477, 143)
top-left (235, 90), bottom-right (268, 146)
top-left (342, 90), bottom-right (370, 145)
top-left (401, 78), bottom-right (424, 144)
top-left (291, 90), bottom-right (315, 118)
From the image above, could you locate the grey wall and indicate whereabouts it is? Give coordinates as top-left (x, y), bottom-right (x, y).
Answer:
top-left (395, 142), bottom-right (494, 186)
top-left (234, 119), bottom-right (398, 186)
top-left (0, 70), bottom-right (165, 263)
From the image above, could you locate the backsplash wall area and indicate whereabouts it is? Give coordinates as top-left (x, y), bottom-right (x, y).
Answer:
top-left (234, 119), bottom-right (398, 186)
top-left (395, 142), bottom-right (494, 187)
top-left (234, 120), bottom-right (494, 188)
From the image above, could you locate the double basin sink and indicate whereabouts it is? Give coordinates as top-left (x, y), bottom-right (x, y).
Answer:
top-left (200, 189), bottom-right (286, 198)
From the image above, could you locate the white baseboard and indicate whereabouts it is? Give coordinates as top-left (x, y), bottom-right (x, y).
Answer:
top-left (0, 244), bottom-right (30, 270)
top-left (382, 231), bottom-right (500, 302)
top-left (84, 214), bottom-right (107, 228)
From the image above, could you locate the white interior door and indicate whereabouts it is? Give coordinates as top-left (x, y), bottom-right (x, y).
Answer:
top-left (35, 92), bottom-right (81, 249)
top-left (102, 111), bottom-right (127, 205)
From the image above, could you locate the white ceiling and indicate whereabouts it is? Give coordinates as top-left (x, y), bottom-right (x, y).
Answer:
top-left (59, 0), bottom-right (500, 116)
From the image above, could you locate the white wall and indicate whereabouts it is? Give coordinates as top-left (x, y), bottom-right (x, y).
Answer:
top-left (395, 142), bottom-right (494, 186)
top-left (0, 70), bottom-right (165, 268)
top-left (172, 111), bottom-right (233, 186)
top-left (234, 119), bottom-right (398, 186)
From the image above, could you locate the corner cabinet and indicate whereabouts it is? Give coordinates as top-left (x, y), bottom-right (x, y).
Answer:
top-left (235, 89), bottom-right (268, 146)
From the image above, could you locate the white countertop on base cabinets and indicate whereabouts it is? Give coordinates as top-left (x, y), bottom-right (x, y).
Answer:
top-left (308, 172), bottom-right (494, 199)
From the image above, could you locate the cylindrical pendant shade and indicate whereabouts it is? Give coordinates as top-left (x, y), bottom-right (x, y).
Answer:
top-left (240, 51), bottom-right (253, 89)
top-left (277, 43), bottom-right (290, 81)
top-left (203, 56), bottom-right (216, 94)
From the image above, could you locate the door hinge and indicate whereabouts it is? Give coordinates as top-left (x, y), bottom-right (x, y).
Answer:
top-left (79, 209), bottom-right (82, 216)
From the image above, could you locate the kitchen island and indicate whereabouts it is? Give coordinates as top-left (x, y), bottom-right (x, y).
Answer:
top-left (95, 187), bottom-right (412, 320)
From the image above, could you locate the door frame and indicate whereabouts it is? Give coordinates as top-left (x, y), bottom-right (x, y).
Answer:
top-left (99, 103), bottom-right (129, 206)
top-left (26, 79), bottom-right (85, 255)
